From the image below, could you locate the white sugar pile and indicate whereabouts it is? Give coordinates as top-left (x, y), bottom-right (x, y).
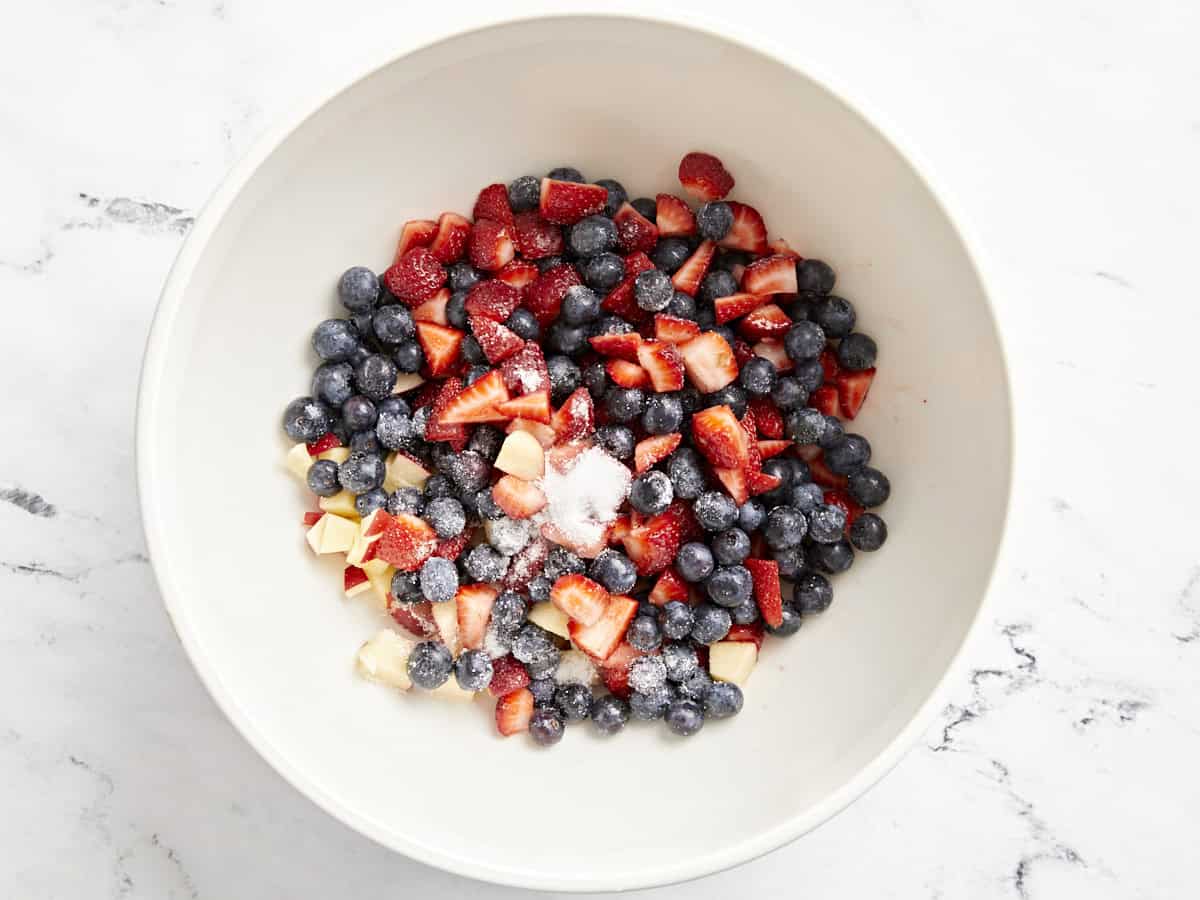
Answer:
top-left (536, 446), bottom-right (631, 547)
top-left (553, 650), bottom-right (599, 686)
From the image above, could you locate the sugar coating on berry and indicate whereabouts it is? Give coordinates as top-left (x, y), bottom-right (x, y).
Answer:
top-left (486, 516), bottom-right (533, 555)
top-left (628, 655), bottom-right (668, 693)
top-left (553, 650), bottom-right (598, 686)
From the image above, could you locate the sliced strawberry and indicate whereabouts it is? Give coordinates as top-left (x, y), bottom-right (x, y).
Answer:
top-left (492, 475), bottom-right (547, 519)
top-left (607, 514), bottom-right (633, 546)
top-left (741, 410), bottom-right (762, 469)
top-left (495, 389), bottom-right (551, 423)
top-left (429, 212), bottom-right (472, 264)
top-left (588, 331), bottom-right (642, 362)
top-left (598, 641), bottom-right (643, 698)
top-left (464, 280), bottom-right (521, 322)
top-left (809, 384), bottom-right (841, 417)
top-left (468, 219), bottom-right (516, 272)
top-left (549, 387), bottom-right (594, 444)
top-left (438, 370), bottom-right (509, 424)
top-left (743, 558), bottom-right (783, 628)
top-left (383, 248), bottom-right (447, 304)
top-left (732, 338), bottom-right (755, 367)
top-left (819, 347), bottom-right (842, 383)
top-left (606, 358), bottom-right (651, 389)
top-left (714, 466), bottom-right (749, 505)
top-left (456, 584), bottom-right (498, 650)
top-left (490, 655), bottom-right (531, 698)
top-left (714, 292), bottom-right (768, 324)
top-left (768, 237), bottom-right (801, 259)
top-left (550, 573), bottom-right (610, 626)
top-left (666, 498), bottom-right (703, 541)
top-left (546, 438), bottom-right (591, 475)
top-left (495, 258), bottom-right (539, 291)
top-left (511, 210), bottom-right (564, 259)
top-left (503, 537), bottom-right (549, 589)
top-left (836, 368), bottom-right (876, 420)
top-left (824, 488), bottom-right (863, 529)
top-left (433, 529), bottom-right (472, 560)
top-left (505, 417), bottom-right (557, 449)
top-left (376, 513), bottom-right (439, 571)
top-left (634, 433), bottom-right (682, 473)
top-left (613, 201), bottom-right (659, 253)
top-left (394, 219), bottom-right (437, 262)
top-left (752, 339), bottom-right (794, 372)
top-left (655, 193), bottom-right (697, 236)
top-left (411, 288), bottom-right (451, 325)
top-left (469, 316), bottom-right (524, 364)
top-left (690, 405), bottom-right (749, 468)
top-left (622, 512), bottom-right (683, 576)
top-left (541, 522), bottom-right (608, 559)
top-left (677, 331), bottom-right (738, 393)
top-left (747, 397), bottom-right (785, 438)
top-left (343, 565), bottom-right (368, 593)
top-left (424, 377), bottom-right (469, 449)
top-left (719, 201), bottom-right (768, 254)
top-left (600, 251), bottom-right (656, 321)
top-left (742, 254), bottom-right (799, 295)
top-left (678, 151), bottom-right (735, 202)
top-left (654, 314), bottom-right (701, 344)
top-left (499, 342), bottom-right (551, 395)
top-left (523, 263), bottom-right (581, 326)
top-left (649, 567), bottom-right (689, 606)
top-left (670, 240), bottom-right (716, 296)
top-left (539, 178), bottom-right (607, 224)
top-left (636, 339), bottom-right (685, 392)
top-left (494, 687), bottom-right (533, 735)
top-left (726, 621), bottom-right (765, 651)
top-left (757, 439), bottom-right (792, 459)
top-left (410, 380), bottom-right (441, 410)
top-left (306, 432), bottom-right (342, 456)
top-left (809, 452), bottom-right (849, 489)
top-left (795, 443), bottom-right (823, 463)
top-left (472, 183), bottom-right (514, 227)
top-left (414, 321), bottom-right (464, 377)
top-left (568, 594), bottom-right (639, 660)
top-left (389, 599), bottom-right (436, 638)
top-left (302, 510), bottom-right (324, 527)
top-left (738, 303), bottom-right (791, 339)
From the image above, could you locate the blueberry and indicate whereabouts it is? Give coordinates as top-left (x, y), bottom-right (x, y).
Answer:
top-left (595, 424), bottom-right (635, 461)
top-left (305, 459), bottom-right (341, 496)
top-left (312, 319), bottom-right (361, 361)
top-left (568, 215), bottom-right (618, 258)
top-left (690, 602), bottom-right (732, 644)
top-left (713, 249), bottom-right (751, 273)
top-left (668, 448), bottom-right (707, 499)
top-left (642, 394), bottom-right (684, 435)
top-left (812, 296), bottom-right (856, 339)
top-left (664, 698), bottom-right (704, 736)
top-left (591, 695), bottom-right (630, 735)
top-left (511, 624), bottom-right (556, 666)
top-left (375, 410), bottom-right (417, 450)
top-left (526, 648), bottom-right (562, 682)
top-left (546, 355), bottom-right (581, 400)
top-left (544, 546), bottom-right (586, 580)
top-left (447, 451), bottom-right (491, 493)
top-left (535, 256), bottom-right (564, 272)
top-left (626, 614), bottom-right (663, 652)
top-left (666, 291), bottom-right (697, 319)
top-left (759, 457), bottom-right (794, 506)
top-left (555, 683), bottom-right (593, 722)
top-left (677, 387), bottom-right (702, 414)
top-left (825, 434), bottom-right (871, 475)
top-left (696, 201), bottom-right (733, 241)
top-left (697, 269), bottom-right (738, 304)
top-left (712, 527), bottom-right (751, 566)
top-left (790, 482), bottom-right (825, 514)
top-left (837, 332), bottom-right (877, 371)
top-left (508, 175), bottom-right (541, 212)
top-left (796, 259), bottom-right (836, 294)
top-left (454, 649), bottom-right (494, 691)
top-left (593, 315), bottom-right (634, 336)
top-left (765, 506), bottom-right (807, 549)
top-left (423, 474), bottom-right (453, 499)
top-left (561, 284), bottom-right (601, 325)
top-left (631, 196), bottom-right (657, 221)
top-left (393, 341), bottom-right (423, 374)
top-left (372, 304), bottom-right (414, 345)
top-left (547, 166), bottom-right (585, 183)
top-left (411, 405), bottom-right (432, 436)
top-left (423, 497), bottom-right (465, 539)
top-left (605, 387), bottom-right (645, 423)
top-left (283, 396), bottom-right (333, 444)
top-left (712, 325), bottom-right (737, 346)
top-left (706, 383), bottom-right (748, 418)
top-left (634, 269), bottom-right (674, 312)
top-left (464, 544), bottom-right (508, 582)
top-left (767, 601), bottom-right (803, 637)
top-left (487, 517), bottom-right (532, 555)
top-left (582, 361), bottom-right (608, 399)
top-left (447, 262), bottom-right (484, 293)
top-left (784, 321), bottom-right (826, 362)
top-left (529, 676), bottom-right (558, 707)
top-left (581, 252), bottom-right (625, 291)
top-left (341, 395), bottom-right (377, 433)
top-left (652, 238), bottom-right (691, 273)
top-left (529, 707), bottom-right (565, 746)
top-left (465, 361), bottom-right (490, 384)
top-left (629, 685), bottom-right (672, 720)
top-left (475, 488), bottom-right (503, 520)
top-left (794, 572), bottom-right (834, 613)
top-left (468, 424), bottom-right (504, 462)
top-left (390, 569), bottom-right (420, 601)
top-left (785, 408), bottom-right (827, 444)
top-left (676, 541), bottom-right (715, 582)
top-left (704, 682), bottom-right (744, 718)
top-left (693, 491), bottom-right (738, 532)
top-left (848, 467), bottom-right (890, 508)
top-left (505, 308), bottom-right (540, 341)
top-left (808, 538), bottom-right (855, 574)
top-left (793, 358), bottom-right (826, 393)
top-left (312, 361), bottom-right (355, 407)
top-left (659, 601), bottom-right (695, 641)
top-left (491, 591), bottom-right (529, 632)
top-left (630, 471), bottom-right (673, 515)
top-left (387, 486), bottom-right (424, 515)
top-left (706, 565), bottom-right (753, 608)
top-left (355, 488), bottom-right (388, 517)
top-left (730, 598), bottom-right (759, 624)
top-left (738, 499), bottom-right (766, 532)
top-left (457, 490), bottom-right (481, 519)
top-left (349, 313), bottom-right (376, 346)
top-left (459, 334), bottom-right (486, 366)
top-left (661, 642), bottom-right (699, 682)
top-left (590, 549), bottom-right (638, 594)
top-left (786, 296), bottom-right (815, 321)
top-left (337, 266), bottom-right (380, 312)
top-left (773, 546), bottom-right (807, 579)
top-left (593, 178), bottom-right (627, 217)
top-left (818, 415), bottom-right (845, 449)
top-left (406, 641), bottom-right (453, 689)
top-left (526, 575), bottom-right (552, 604)
top-left (739, 357), bottom-right (778, 395)
top-left (354, 354), bottom-right (398, 401)
top-left (849, 512), bottom-right (887, 551)
top-left (678, 669), bottom-right (714, 702)
top-left (338, 452), bottom-right (385, 493)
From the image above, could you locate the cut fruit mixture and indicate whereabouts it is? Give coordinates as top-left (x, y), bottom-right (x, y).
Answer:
top-left (282, 152), bottom-right (891, 746)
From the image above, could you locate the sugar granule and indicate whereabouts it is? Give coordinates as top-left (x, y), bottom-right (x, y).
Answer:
top-left (536, 446), bottom-right (631, 546)
top-left (553, 649), bottom-right (599, 686)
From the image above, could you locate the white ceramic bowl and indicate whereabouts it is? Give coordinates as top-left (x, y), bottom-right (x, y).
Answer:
top-left (137, 13), bottom-right (1012, 892)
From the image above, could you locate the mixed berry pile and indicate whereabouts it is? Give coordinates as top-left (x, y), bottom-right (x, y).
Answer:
top-left (282, 152), bottom-right (891, 746)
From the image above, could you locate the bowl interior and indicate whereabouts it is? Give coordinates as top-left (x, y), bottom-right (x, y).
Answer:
top-left (139, 15), bottom-right (1010, 892)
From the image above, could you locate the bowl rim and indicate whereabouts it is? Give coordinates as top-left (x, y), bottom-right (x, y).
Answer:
top-left (136, 8), bottom-right (1015, 892)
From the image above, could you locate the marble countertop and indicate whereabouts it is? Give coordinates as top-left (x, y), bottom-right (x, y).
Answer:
top-left (3, 1), bottom-right (1197, 896)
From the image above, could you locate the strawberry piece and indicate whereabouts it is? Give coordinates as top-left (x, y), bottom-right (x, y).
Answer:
top-left (343, 565), bottom-right (368, 593)
top-left (306, 432), bottom-right (342, 456)
top-left (549, 387), bottom-right (594, 444)
top-left (714, 292), bottom-right (768, 324)
top-left (469, 316), bottom-right (524, 363)
top-left (819, 347), bottom-right (842, 383)
top-left (636, 339), bottom-right (685, 392)
top-left (678, 151), bottom-right (735, 202)
top-left (504, 537), bottom-right (549, 589)
top-left (546, 439), bottom-right (590, 475)
top-left (741, 410), bottom-right (763, 468)
top-left (495, 389), bottom-right (551, 423)
top-left (670, 240), bottom-right (716, 296)
top-left (795, 444), bottom-right (823, 463)
top-left (757, 439), bottom-right (792, 459)
top-left (424, 377), bottom-right (469, 449)
top-left (600, 251), bottom-right (656, 321)
top-left (495, 258), bottom-right (539, 291)
top-left (677, 331), bottom-right (738, 393)
top-left (738, 303), bottom-right (791, 339)
top-left (472, 183), bottom-right (513, 226)
top-left (809, 453), bottom-right (849, 489)
top-left (439, 370), bottom-right (510, 424)
top-left (744, 558), bottom-right (783, 627)
top-left (468, 219), bottom-right (516, 272)
top-left (714, 466), bottom-right (749, 504)
top-left (464, 280), bottom-right (521, 322)
top-left (376, 513), bottom-right (439, 571)
top-left (394, 219), bottom-right (437, 262)
top-left (434, 529), bottom-right (472, 560)
top-left (613, 201), bottom-right (659, 253)
top-left (719, 201), bottom-right (768, 254)
top-left (302, 510), bottom-right (324, 527)
top-left (494, 687), bottom-right (533, 735)
top-left (539, 178), bottom-right (607, 224)
top-left (836, 368), bottom-right (876, 420)
top-left (506, 417), bottom-right (557, 449)
top-left (649, 567), bottom-right (689, 606)
top-left (768, 237), bottom-right (801, 259)
top-left (752, 339), bottom-right (794, 372)
top-left (599, 641), bottom-right (643, 697)
top-left (389, 599), bottom-right (436, 638)
top-left (456, 584), bottom-right (498, 650)
top-left (824, 488), bottom-right (863, 529)
top-left (654, 314), bottom-right (700, 344)
top-left (523, 263), bottom-right (581, 326)
top-left (608, 515), bottom-right (632, 546)
top-left (550, 573), bottom-right (610, 626)
top-left (668, 498), bottom-right (704, 542)
top-left (383, 248), bottom-right (447, 304)
top-left (541, 522), bottom-right (609, 559)
top-left (492, 475), bottom-right (547, 519)
top-left (511, 210), bottom-right (564, 259)
top-left (726, 621), bottom-right (765, 651)
top-left (634, 433), bottom-right (682, 473)
top-left (622, 513), bottom-right (682, 576)
top-left (588, 331), bottom-right (643, 362)
top-left (748, 397), bottom-right (785, 438)
top-left (414, 321), bottom-right (464, 377)
top-left (499, 342), bottom-right (551, 395)
top-left (742, 254), bottom-right (799, 295)
top-left (731, 338), bottom-right (755, 367)
top-left (569, 594), bottom-right (639, 660)
top-left (489, 655), bottom-right (531, 698)
top-left (654, 193), bottom-right (697, 236)
top-left (411, 288), bottom-right (451, 325)
top-left (606, 358), bottom-right (650, 389)
top-left (690, 405), bottom-right (749, 468)
top-left (809, 384), bottom-right (841, 417)
top-left (429, 212), bottom-right (472, 264)
top-left (410, 380), bottom-right (441, 410)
